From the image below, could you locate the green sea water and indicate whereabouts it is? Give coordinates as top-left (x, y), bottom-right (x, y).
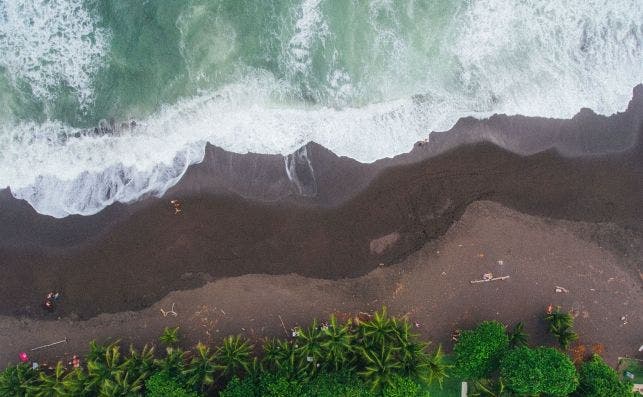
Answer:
top-left (0, 0), bottom-right (641, 217)
top-left (2, 0), bottom-right (463, 127)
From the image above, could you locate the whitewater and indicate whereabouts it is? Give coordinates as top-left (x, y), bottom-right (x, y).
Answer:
top-left (0, 0), bottom-right (641, 217)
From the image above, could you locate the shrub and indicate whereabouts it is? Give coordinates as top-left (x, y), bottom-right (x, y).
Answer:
top-left (453, 321), bottom-right (509, 380)
top-left (303, 371), bottom-right (374, 397)
top-left (145, 371), bottom-right (197, 397)
top-left (575, 355), bottom-right (633, 397)
top-left (258, 373), bottom-right (304, 397)
top-left (381, 375), bottom-right (423, 397)
top-left (501, 346), bottom-right (578, 396)
top-left (219, 376), bottom-right (258, 397)
top-left (0, 363), bottom-right (37, 397)
top-left (220, 371), bottom-right (376, 397)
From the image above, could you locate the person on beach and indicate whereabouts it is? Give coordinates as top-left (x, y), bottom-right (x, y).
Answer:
top-left (42, 291), bottom-right (60, 312)
top-left (170, 199), bottom-right (182, 214)
top-left (42, 298), bottom-right (54, 312)
top-left (69, 355), bottom-right (80, 369)
top-left (46, 291), bottom-right (60, 301)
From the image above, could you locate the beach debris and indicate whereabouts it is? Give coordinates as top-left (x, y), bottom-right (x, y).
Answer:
top-left (31, 338), bottom-right (68, 351)
top-left (160, 302), bottom-right (177, 317)
top-left (621, 315), bottom-right (628, 325)
top-left (19, 352), bottom-right (29, 362)
top-left (639, 345), bottom-right (643, 352)
top-left (278, 315), bottom-right (289, 337)
top-left (451, 329), bottom-right (461, 342)
top-left (170, 199), bottom-right (182, 215)
top-left (470, 273), bottom-right (510, 284)
top-left (555, 286), bottom-right (569, 293)
top-left (441, 271), bottom-right (447, 276)
top-left (546, 304), bottom-right (554, 314)
top-left (497, 260), bottom-right (504, 265)
top-left (414, 321), bottom-right (421, 328)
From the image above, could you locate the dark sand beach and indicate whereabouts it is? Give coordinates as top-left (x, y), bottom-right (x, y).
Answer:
top-left (0, 87), bottom-right (641, 369)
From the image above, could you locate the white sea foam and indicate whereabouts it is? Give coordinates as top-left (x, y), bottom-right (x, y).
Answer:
top-left (286, 0), bottom-right (328, 75)
top-left (0, 0), bottom-right (109, 105)
top-left (453, 0), bottom-right (643, 118)
top-left (0, 0), bottom-right (641, 218)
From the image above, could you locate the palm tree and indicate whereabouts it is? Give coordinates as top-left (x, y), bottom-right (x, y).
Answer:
top-left (159, 327), bottom-right (181, 347)
top-left (182, 342), bottom-right (217, 393)
top-left (358, 307), bottom-right (399, 350)
top-left (545, 307), bottom-right (578, 349)
top-left (426, 345), bottom-right (450, 388)
top-left (545, 307), bottom-right (573, 331)
top-left (320, 315), bottom-right (355, 372)
top-left (98, 369), bottom-right (146, 397)
top-left (294, 320), bottom-right (326, 376)
top-left (61, 368), bottom-right (88, 397)
top-left (358, 344), bottom-right (402, 392)
top-left (261, 338), bottom-right (286, 373)
top-left (214, 335), bottom-right (253, 380)
top-left (509, 322), bottom-right (528, 348)
top-left (31, 362), bottom-right (68, 397)
top-left (397, 338), bottom-right (431, 383)
top-left (85, 342), bottom-right (125, 395)
top-left (555, 326), bottom-right (579, 350)
top-left (123, 344), bottom-right (155, 380)
top-left (261, 338), bottom-right (307, 380)
top-left (154, 346), bottom-right (186, 378)
top-left (0, 363), bottom-right (37, 397)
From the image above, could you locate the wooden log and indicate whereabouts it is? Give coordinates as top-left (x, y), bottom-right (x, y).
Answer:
top-left (470, 275), bottom-right (510, 284)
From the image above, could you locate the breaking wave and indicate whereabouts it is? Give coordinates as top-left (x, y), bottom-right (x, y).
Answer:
top-left (0, 0), bottom-right (641, 217)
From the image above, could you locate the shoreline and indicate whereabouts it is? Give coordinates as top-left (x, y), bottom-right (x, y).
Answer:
top-left (0, 86), bottom-right (641, 321)
top-left (0, 86), bottom-right (641, 371)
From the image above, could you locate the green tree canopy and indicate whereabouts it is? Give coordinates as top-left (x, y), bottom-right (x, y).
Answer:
top-left (453, 321), bottom-right (509, 380)
top-left (501, 346), bottom-right (578, 396)
top-left (575, 355), bottom-right (633, 397)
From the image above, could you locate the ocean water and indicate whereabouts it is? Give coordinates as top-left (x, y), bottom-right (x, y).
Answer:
top-left (0, 0), bottom-right (641, 217)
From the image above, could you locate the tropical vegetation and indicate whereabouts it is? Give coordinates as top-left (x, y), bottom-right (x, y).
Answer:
top-left (0, 308), bottom-right (447, 396)
top-left (0, 306), bottom-right (634, 396)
